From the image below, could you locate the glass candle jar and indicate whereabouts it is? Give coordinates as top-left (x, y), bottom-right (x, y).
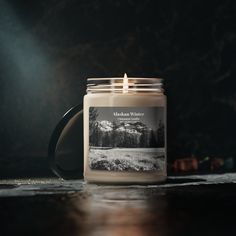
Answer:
top-left (84, 75), bottom-right (167, 184)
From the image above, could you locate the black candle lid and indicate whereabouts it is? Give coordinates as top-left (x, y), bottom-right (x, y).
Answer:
top-left (48, 104), bottom-right (83, 179)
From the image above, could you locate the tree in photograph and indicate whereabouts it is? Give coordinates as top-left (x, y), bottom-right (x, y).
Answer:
top-left (140, 128), bottom-right (148, 147)
top-left (150, 129), bottom-right (157, 147)
top-left (157, 120), bottom-right (165, 147)
top-left (89, 107), bottom-right (99, 146)
top-left (103, 132), bottom-right (110, 147)
top-left (91, 122), bottom-right (99, 146)
top-left (112, 121), bottom-right (119, 147)
top-left (89, 107), bottom-right (98, 128)
top-left (123, 125), bottom-right (129, 147)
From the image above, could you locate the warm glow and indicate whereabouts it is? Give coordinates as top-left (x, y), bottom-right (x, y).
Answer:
top-left (123, 73), bottom-right (128, 93)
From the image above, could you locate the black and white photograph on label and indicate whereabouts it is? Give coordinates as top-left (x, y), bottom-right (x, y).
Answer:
top-left (89, 107), bottom-right (165, 171)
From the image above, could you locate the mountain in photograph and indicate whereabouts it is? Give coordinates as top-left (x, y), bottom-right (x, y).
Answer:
top-left (89, 119), bottom-right (164, 148)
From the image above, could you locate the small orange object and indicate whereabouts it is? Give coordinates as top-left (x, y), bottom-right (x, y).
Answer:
top-left (172, 157), bottom-right (198, 172)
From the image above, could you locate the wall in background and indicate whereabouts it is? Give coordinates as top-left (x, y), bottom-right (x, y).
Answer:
top-left (0, 0), bottom-right (235, 177)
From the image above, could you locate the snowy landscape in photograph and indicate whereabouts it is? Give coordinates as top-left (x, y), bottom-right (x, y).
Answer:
top-left (89, 148), bottom-right (165, 171)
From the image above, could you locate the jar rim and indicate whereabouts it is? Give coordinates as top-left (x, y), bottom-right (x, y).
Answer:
top-left (87, 77), bottom-right (163, 83)
top-left (86, 77), bottom-right (164, 93)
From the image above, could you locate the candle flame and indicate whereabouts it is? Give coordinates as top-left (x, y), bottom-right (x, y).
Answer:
top-left (123, 73), bottom-right (128, 93)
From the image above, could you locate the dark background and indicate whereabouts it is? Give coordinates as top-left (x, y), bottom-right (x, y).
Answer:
top-left (0, 0), bottom-right (235, 178)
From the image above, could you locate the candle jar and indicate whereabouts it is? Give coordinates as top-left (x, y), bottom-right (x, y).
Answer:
top-left (84, 77), bottom-right (167, 184)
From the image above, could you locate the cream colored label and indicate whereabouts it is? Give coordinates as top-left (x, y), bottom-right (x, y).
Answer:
top-left (89, 107), bottom-right (165, 171)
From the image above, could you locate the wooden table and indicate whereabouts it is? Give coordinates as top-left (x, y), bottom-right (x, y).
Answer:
top-left (0, 174), bottom-right (236, 236)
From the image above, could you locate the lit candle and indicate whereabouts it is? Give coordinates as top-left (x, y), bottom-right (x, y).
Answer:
top-left (84, 75), bottom-right (167, 184)
top-left (123, 73), bottom-right (129, 93)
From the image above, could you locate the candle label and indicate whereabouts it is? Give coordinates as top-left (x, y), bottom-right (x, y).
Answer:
top-left (89, 107), bottom-right (165, 172)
